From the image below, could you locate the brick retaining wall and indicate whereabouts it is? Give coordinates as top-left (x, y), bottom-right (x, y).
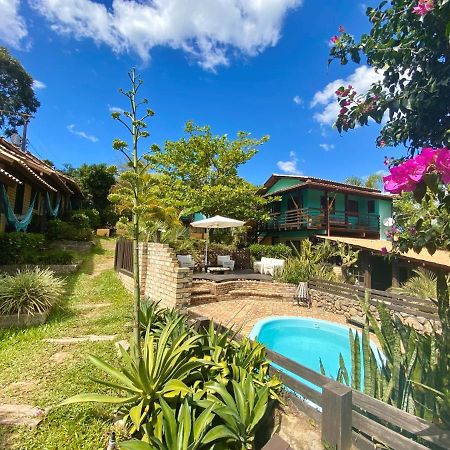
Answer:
top-left (118, 243), bottom-right (192, 309)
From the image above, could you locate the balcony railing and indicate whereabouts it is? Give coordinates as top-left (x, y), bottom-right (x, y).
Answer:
top-left (258, 207), bottom-right (380, 234)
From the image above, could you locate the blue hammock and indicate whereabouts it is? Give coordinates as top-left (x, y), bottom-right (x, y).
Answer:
top-left (45, 192), bottom-right (60, 217)
top-left (1, 184), bottom-right (37, 232)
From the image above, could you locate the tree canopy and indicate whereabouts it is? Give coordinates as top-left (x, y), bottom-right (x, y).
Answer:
top-left (330, 0), bottom-right (450, 151)
top-left (147, 121), bottom-right (271, 220)
top-left (0, 47), bottom-right (40, 134)
top-left (63, 163), bottom-right (117, 226)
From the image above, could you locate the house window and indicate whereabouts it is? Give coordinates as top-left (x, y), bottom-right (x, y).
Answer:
top-left (14, 183), bottom-right (25, 214)
top-left (347, 200), bottom-right (359, 215)
top-left (368, 200), bottom-right (375, 214)
top-left (287, 192), bottom-right (302, 211)
top-left (269, 201), bottom-right (281, 214)
top-left (321, 195), bottom-right (335, 213)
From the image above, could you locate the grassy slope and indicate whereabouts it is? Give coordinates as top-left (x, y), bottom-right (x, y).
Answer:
top-left (0, 239), bottom-right (132, 449)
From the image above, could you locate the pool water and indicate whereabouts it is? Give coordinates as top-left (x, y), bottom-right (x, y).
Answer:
top-left (250, 317), bottom-right (381, 391)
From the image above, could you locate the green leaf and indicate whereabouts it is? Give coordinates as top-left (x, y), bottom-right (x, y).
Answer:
top-left (57, 393), bottom-right (136, 407)
top-left (202, 424), bottom-right (238, 444)
top-left (119, 440), bottom-right (153, 450)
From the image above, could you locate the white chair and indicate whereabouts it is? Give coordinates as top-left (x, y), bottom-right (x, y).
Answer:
top-left (177, 254), bottom-right (195, 269)
top-left (217, 255), bottom-right (235, 271)
top-left (264, 258), bottom-right (285, 276)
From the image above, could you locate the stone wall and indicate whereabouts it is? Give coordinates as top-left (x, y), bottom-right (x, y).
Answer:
top-left (191, 279), bottom-right (296, 305)
top-left (118, 243), bottom-right (192, 309)
top-left (310, 288), bottom-right (437, 334)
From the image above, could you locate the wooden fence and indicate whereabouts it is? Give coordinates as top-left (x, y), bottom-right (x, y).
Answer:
top-left (309, 278), bottom-right (439, 320)
top-left (114, 238), bottom-right (133, 276)
top-left (188, 312), bottom-right (450, 450)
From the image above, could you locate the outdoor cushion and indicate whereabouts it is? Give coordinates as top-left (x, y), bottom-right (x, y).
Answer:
top-left (177, 254), bottom-right (195, 268)
top-left (217, 255), bottom-right (235, 270)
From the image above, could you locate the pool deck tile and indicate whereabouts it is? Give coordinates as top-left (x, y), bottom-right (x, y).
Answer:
top-left (188, 299), bottom-right (348, 336)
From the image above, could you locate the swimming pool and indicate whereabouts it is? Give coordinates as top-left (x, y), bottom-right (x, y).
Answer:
top-left (250, 316), bottom-right (380, 388)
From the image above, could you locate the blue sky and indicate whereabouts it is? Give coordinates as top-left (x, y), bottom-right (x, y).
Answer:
top-left (1, 0), bottom-right (403, 186)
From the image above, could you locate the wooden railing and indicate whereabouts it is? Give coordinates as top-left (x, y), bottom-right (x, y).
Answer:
top-left (187, 312), bottom-right (450, 450)
top-left (309, 278), bottom-right (439, 320)
top-left (258, 208), bottom-right (380, 234)
top-left (114, 237), bottom-right (133, 276)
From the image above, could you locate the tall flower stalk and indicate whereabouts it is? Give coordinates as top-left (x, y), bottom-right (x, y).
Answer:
top-left (109, 69), bottom-right (156, 357)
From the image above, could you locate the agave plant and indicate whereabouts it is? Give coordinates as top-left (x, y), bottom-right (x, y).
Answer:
top-left (59, 317), bottom-right (213, 433)
top-left (390, 268), bottom-right (445, 300)
top-left (0, 268), bottom-right (64, 315)
top-left (120, 398), bottom-right (224, 450)
top-left (202, 375), bottom-right (271, 450)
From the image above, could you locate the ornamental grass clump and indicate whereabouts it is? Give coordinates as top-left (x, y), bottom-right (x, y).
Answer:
top-left (0, 268), bottom-right (64, 315)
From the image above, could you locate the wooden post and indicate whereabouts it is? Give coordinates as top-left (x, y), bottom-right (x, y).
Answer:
top-left (322, 381), bottom-right (352, 450)
top-left (360, 251), bottom-right (371, 288)
top-left (391, 260), bottom-right (400, 288)
top-left (344, 194), bottom-right (348, 226)
top-left (325, 190), bottom-right (330, 236)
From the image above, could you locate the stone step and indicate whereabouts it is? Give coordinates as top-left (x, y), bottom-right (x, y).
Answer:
top-left (190, 287), bottom-right (212, 295)
top-left (190, 294), bottom-right (216, 305)
top-left (228, 289), bottom-right (291, 299)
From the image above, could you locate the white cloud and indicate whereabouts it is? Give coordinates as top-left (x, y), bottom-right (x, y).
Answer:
top-left (293, 95), bottom-right (303, 105)
top-left (319, 143), bottom-right (334, 151)
top-left (32, 80), bottom-right (46, 90)
top-left (32, 0), bottom-right (302, 71)
top-left (67, 124), bottom-right (98, 143)
top-left (311, 65), bottom-right (383, 126)
top-left (0, 0), bottom-right (28, 49)
top-left (277, 150), bottom-right (302, 175)
top-left (108, 105), bottom-right (124, 113)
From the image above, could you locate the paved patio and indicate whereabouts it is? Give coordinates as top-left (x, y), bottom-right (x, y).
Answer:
top-left (188, 298), bottom-right (348, 336)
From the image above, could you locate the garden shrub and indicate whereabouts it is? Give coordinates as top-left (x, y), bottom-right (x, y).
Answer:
top-left (249, 243), bottom-right (293, 260)
top-left (70, 212), bottom-right (90, 229)
top-left (71, 208), bottom-right (100, 229)
top-left (0, 232), bottom-right (45, 265)
top-left (35, 250), bottom-right (74, 265)
top-left (61, 305), bottom-right (282, 448)
top-left (0, 268), bottom-right (64, 315)
top-left (46, 219), bottom-right (92, 241)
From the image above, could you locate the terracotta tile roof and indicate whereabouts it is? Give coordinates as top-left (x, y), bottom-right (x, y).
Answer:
top-left (264, 180), bottom-right (395, 200)
top-left (262, 174), bottom-right (385, 194)
top-left (0, 167), bottom-right (21, 185)
top-left (0, 138), bottom-right (82, 194)
top-left (318, 236), bottom-right (450, 270)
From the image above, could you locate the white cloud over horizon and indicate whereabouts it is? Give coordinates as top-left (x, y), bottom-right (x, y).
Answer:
top-left (311, 65), bottom-right (383, 126)
top-left (0, 0), bottom-right (28, 49)
top-left (25, 0), bottom-right (302, 71)
top-left (67, 124), bottom-right (98, 142)
top-left (108, 105), bottom-right (124, 113)
top-left (32, 80), bottom-right (46, 89)
top-left (277, 150), bottom-right (302, 175)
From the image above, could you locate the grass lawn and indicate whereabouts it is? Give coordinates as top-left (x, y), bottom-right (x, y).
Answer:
top-left (0, 238), bottom-right (133, 449)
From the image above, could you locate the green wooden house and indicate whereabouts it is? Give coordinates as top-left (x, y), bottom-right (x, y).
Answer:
top-left (257, 174), bottom-right (393, 246)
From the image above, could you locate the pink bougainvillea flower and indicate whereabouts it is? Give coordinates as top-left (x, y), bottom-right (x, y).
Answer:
top-left (330, 35), bottom-right (339, 44)
top-left (401, 158), bottom-right (427, 182)
top-left (415, 147), bottom-right (438, 167)
top-left (412, 0), bottom-right (434, 15)
top-left (338, 25), bottom-right (345, 33)
top-left (380, 140), bottom-right (386, 148)
top-left (435, 147), bottom-right (450, 184)
top-left (380, 247), bottom-right (388, 255)
top-left (383, 173), bottom-right (416, 194)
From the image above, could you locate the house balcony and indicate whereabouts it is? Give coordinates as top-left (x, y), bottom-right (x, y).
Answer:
top-left (258, 207), bottom-right (380, 237)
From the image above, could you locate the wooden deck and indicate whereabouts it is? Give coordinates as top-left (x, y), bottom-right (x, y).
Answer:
top-left (193, 269), bottom-right (273, 282)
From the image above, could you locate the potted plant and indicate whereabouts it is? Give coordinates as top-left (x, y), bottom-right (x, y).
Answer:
top-left (0, 268), bottom-right (64, 328)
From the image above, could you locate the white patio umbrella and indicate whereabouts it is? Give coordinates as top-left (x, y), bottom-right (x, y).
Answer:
top-left (190, 215), bottom-right (246, 267)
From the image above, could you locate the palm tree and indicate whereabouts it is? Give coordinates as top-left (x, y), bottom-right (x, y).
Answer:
top-left (344, 173), bottom-right (384, 190)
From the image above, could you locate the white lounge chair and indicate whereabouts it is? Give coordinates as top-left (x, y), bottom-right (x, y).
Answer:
top-left (253, 257), bottom-right (285, 275)
top-left (217, 255), bottom-right (235, 271)
top-left (177, 254), bottom-right (195, 269)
